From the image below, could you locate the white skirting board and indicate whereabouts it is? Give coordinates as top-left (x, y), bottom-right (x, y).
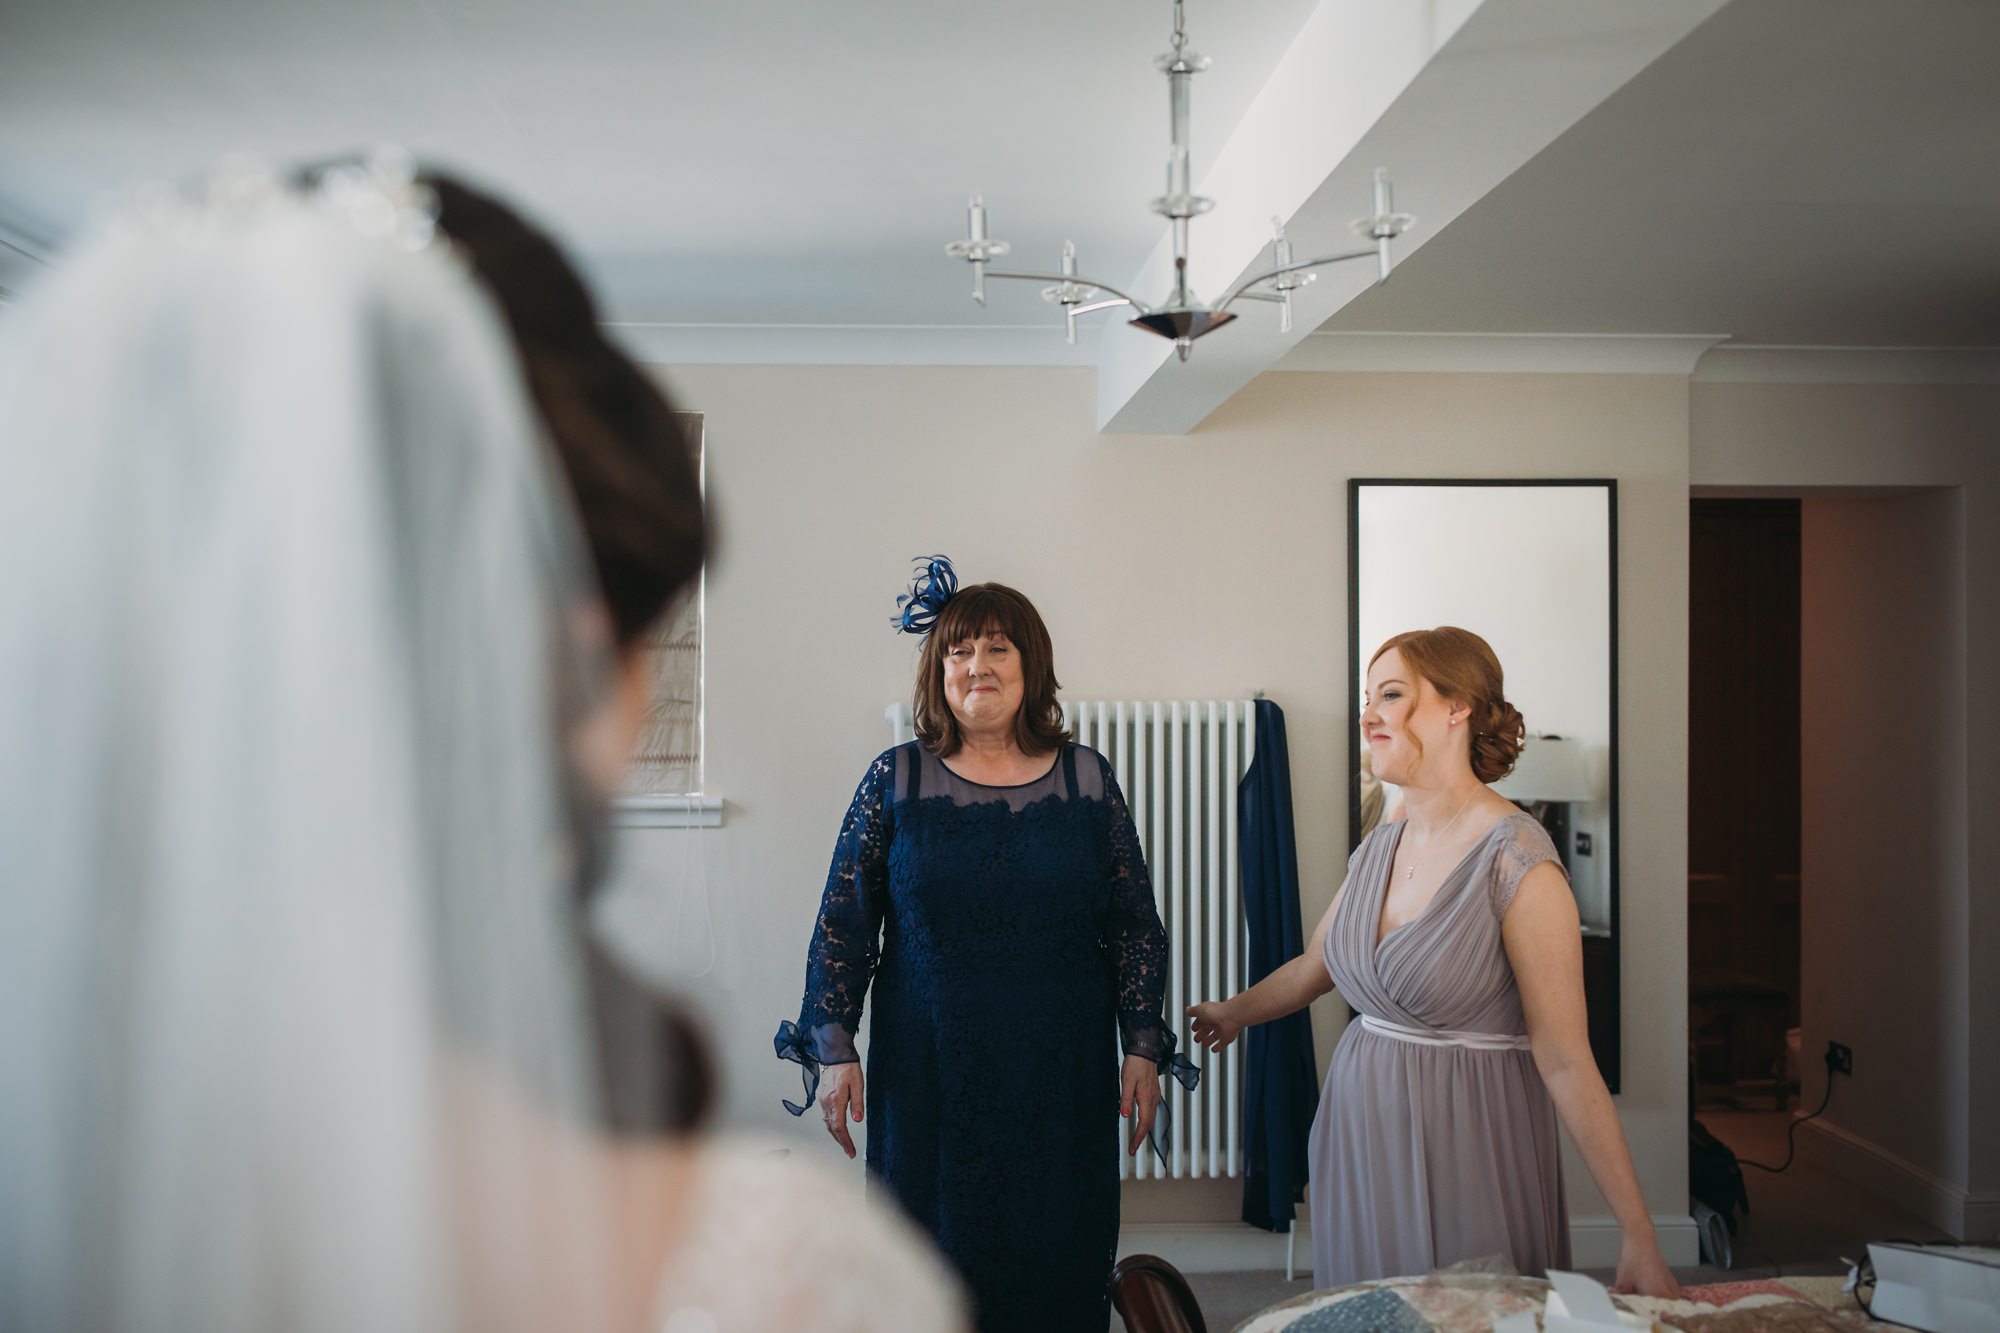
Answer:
top-left (1568, 1215), bottom-right (1702, 1269)
top-left (1800, 1117), bottom-right (2000, 1242)
top-left (1116, 1216), bottom-right (1699, 1275)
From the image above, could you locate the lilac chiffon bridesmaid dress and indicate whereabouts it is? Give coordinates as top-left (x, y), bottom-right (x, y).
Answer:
top-left (1310, 811), bottom-right (1573, 1286)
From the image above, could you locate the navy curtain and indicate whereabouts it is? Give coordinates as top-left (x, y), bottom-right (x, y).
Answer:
top-left (1238, 699), bottom-right (1319, 1231)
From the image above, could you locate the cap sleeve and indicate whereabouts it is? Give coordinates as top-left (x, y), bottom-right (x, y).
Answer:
top-left (1491, 814), bottom-right (1566, 920)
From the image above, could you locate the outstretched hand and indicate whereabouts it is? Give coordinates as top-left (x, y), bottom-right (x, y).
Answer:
top-left (1120, 1056), bottom-right (1161, 1156)
top-left (1187, 1000), bottom-right (1242, 1053)
top-left (1610, 1236), bottom-right (1681, 1299)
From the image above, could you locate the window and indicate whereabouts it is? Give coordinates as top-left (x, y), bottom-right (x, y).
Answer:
top-left (625, 413), bottom-right (705, 798)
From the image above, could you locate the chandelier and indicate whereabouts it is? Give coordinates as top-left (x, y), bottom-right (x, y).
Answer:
top-left (945, 0), bottom-right (1414, 361)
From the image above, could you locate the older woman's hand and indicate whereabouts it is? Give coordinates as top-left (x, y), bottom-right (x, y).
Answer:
top-left (1120, 1055), bottom-right (1162, 1156)
top-left (818, 1062), bottom-right (865, 1159)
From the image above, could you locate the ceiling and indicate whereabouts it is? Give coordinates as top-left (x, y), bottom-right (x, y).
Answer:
top-left (0, 0), bottom-right (1320, 326)
top-left (1321, 0), bottom-right (2000, 347)
top-left (4, 0), bottom-right (1998, 360)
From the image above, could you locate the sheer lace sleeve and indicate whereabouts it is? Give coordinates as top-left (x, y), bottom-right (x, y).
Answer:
top-left (1491, 813), bottom-right (1567, 920)
top-left (1097, 753), bottom-right (1199, 1072)
top-left (1096, 752), bottom-right (1199, 1165)
top-left (774, 750), bottom-right (894, 1115)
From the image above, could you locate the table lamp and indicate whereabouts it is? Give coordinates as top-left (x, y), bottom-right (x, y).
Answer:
top-left (1493, 735), bottom-right (1592, 871)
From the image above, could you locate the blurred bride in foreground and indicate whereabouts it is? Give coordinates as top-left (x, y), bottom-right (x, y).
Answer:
top-left (0, 158), bottom-right (962, 1333)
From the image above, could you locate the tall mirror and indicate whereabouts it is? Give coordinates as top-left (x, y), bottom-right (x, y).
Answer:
top-left (1347, 479), bottom-right (1620, 1089)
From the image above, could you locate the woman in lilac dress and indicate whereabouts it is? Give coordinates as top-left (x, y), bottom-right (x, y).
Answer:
top-left (774, 562), bottom-right (1197, 1333)
top-left (1190, 627), bottom-right (1679, 1297)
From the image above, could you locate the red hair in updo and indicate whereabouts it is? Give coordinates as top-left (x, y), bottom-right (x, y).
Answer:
top-left (1369, 627), bottom-right (1526, 784)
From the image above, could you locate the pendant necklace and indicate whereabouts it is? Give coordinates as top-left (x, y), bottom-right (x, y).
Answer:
top-left (1403, 792), bottom-right (1477, 881)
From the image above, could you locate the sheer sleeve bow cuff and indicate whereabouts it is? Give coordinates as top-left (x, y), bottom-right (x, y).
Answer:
top-left (773, 1019), bottom-right (860, 1116)
top-left (772, 1021), bottom-right (819, 1117)
top-left (1137, 1031), bottom-right (1202, 1166)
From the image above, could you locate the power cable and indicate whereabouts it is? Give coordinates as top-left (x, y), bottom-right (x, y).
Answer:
top-left (1738, 1067), bottom-right (1837, 1174)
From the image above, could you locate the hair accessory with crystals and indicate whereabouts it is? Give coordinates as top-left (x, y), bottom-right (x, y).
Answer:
top-left (304, 150), bottom-right (440, 250)
top-left (106, 149), bottom-right (444, 257)
top-left (893, 554), bottom-right (959, 635)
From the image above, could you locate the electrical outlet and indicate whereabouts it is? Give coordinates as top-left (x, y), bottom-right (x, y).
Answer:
top-left (1574, 831), bottom-right (1593, 856)
top-left (1827, 1040), bottom-right (1853, 1076)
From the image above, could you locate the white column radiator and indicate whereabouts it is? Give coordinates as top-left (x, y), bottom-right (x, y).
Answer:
top-left (886, 699), bottom-right (1258, 1182)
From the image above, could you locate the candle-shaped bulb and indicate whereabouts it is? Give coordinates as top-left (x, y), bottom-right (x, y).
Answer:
top-left (1061, 239), bottom-right (1077, 277)
top-left (1271, 216), bottom-right (1292, 267)
top-left (968, 194), bottom-right (987, 242)
top-left (1372, 168), bottom-right (1392, 218)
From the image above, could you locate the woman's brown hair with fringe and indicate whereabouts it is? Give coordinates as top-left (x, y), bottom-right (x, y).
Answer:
top-left (1368, 626), bottom-right (1526, 784)
top-left (913, 583), bottom-right (1072, 758)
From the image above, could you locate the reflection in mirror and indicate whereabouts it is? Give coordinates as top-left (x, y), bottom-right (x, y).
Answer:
top-left (1348, 480), bottom-right (1619, 1087)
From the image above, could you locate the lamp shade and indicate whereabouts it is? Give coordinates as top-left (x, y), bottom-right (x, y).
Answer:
top-left (1493, 735), bottom-right (1592, 802)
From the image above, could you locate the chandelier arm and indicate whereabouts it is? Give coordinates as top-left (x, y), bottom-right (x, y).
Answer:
top-left (1228, 291), bottom-right (1284, 304)
top-left (983, 270), bottom-right (1153, 315)
top-left (1215, 248), bottom-right (1378, 312)
top-left (1070, 297), bottom-right (1133, 316)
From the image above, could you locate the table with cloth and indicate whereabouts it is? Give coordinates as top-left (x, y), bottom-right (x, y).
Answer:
top-left (1231, 1272), bottom-right (1918, 1332)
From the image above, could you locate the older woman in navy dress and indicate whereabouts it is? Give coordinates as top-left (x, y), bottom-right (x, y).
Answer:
top-left (775, 561), bottom-right (1195, 1333)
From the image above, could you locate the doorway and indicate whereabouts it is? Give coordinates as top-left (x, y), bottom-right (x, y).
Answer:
top-left (1686, 490), bottom-right (1966, 1269)
top-left (1688, 498), bottom-right (1801, 1111)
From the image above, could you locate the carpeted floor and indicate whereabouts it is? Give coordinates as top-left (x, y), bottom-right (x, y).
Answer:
top-left (1116, 1109), bottom-right (1954, 1331)
top-left (1695, 1109), bottom-right (1953, 1271)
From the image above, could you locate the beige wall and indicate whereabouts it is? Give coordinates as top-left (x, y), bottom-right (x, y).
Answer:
top-left (1799, 493), bottom-right (1967, 1184)
top-left (604, 365), bottom-right (1694, 1238)
top-left (1691, 381), bottom-right (2000, 1238)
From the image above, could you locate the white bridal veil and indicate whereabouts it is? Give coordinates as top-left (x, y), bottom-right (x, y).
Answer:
top-left (0, 166), bottom-right (624, 1332)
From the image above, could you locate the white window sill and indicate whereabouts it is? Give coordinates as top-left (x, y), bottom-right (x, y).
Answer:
top-left (612, 795), bottom-right (725, 828)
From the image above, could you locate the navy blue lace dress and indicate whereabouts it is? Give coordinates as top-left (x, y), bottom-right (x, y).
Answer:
top-left (775, 741), bottom-right (1190, 1333)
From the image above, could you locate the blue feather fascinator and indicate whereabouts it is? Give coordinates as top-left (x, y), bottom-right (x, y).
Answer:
top-left (893, 554), bottom-right (958, 635)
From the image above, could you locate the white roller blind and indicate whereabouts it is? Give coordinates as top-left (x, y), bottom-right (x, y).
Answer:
top-left (626, 413), bottom-right (703, 795)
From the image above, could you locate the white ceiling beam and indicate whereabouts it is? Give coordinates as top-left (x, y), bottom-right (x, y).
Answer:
top-left (1094, 0), bottom-right (1731, 434)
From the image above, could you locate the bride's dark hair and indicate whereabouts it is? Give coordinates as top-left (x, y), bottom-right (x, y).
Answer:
top-left (423, 170), bottom-right (715, 1135)
top-left (426, 172), bottom-right (707, 649)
